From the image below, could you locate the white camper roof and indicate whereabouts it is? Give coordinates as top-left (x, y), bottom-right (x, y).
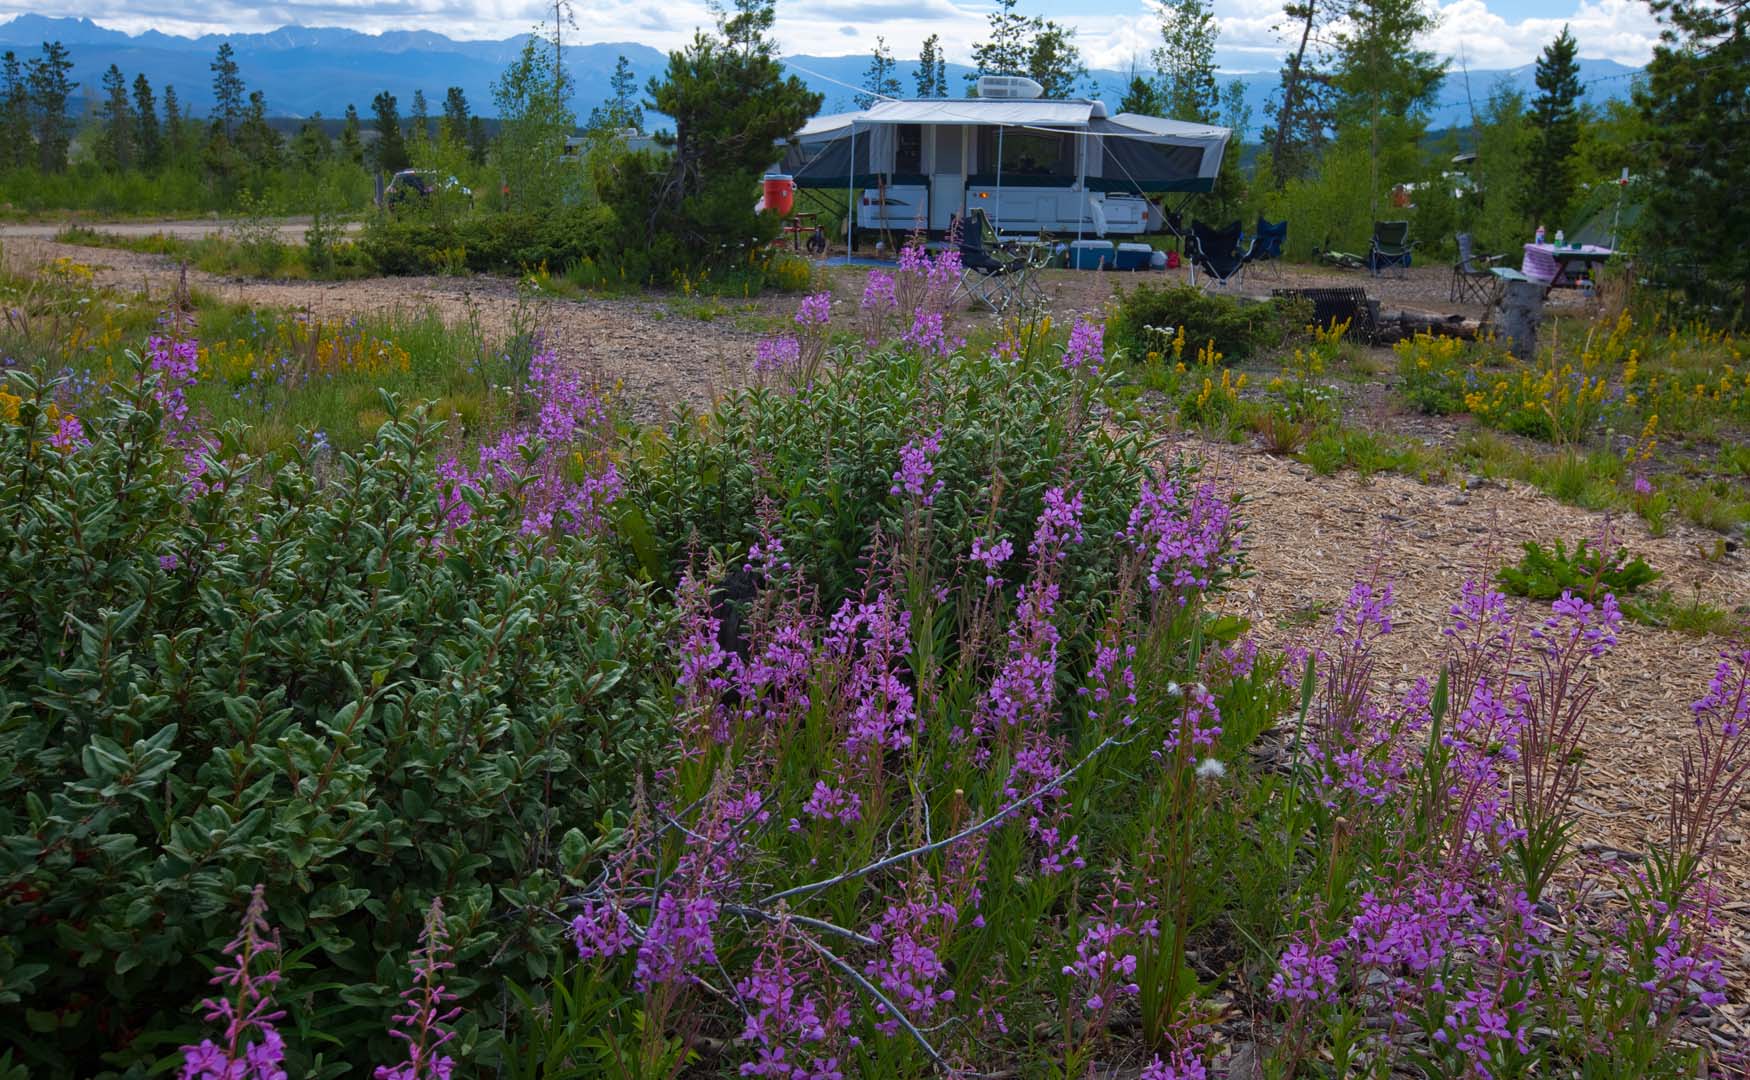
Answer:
top-left (861, 98), bottom-right (1094, 128)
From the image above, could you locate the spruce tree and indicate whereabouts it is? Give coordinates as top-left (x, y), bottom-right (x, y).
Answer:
top-left (97, 64), bottom-right (134, 171)
top-left (133, 73), bottom-right (161, 170)
top-left (1637, 0), bottom-right (1749, 319)
top-left (409, 88), bottom-right (431, 148)
top-left (1330, 0), bottom-right (1445, 218)
top-left (441, 86), bottom-right (473, 146)
top-left (340, 103), bottom-right (364, 165)
top-left (162, 84), bottom-right (185, 166)
top-left (1524, 25), bottom-right (1582, 230)
top-left (915, 34), bottom-right (945, 98)
top-left (1, 52), bottom-right (28, 172)
top-left (210, 42), bottom-right (243, 137)
top-left (586, 56), bottom-right (643, 132)
top-left (25, 41), bottom-right (76, 173)
top-left (370, 91), bottom-right (409, 173)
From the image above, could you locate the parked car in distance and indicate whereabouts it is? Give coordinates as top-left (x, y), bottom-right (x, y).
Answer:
top-left (381, 170), bottom-right (473, 210)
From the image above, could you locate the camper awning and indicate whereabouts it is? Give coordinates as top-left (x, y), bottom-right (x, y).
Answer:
top-left (778, 100), bottom-right (1230, 195)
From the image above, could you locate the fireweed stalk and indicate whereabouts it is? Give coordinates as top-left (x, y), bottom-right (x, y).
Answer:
top-left (556, 467), bottom-right (1243, 1075)
top-left (374, 898), bottom-right (462, 1080)
top-left (179, 885), bottom-right (288, 1080)
top-left (1270, 582), bottom-right (1740, 1078)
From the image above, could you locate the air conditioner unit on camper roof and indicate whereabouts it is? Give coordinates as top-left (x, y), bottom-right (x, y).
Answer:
top-left (977, 75), bottom-right (1044, 99)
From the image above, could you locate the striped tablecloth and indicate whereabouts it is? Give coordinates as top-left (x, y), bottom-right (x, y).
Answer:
top-left (1521, 242), bottom-right (1613, 285)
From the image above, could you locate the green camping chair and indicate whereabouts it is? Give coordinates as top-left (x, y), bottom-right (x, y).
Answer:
top-left (1369, 221), bottom-right (1415, 279)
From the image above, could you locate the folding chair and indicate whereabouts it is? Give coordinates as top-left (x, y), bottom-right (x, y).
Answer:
top-left (1250, 217), bottom-right (1289, 279)
top-left (956, 208), bottom-right (1045, 313)
top-left (1188, 220), bottom-right (1255, 288)
top-left (1450, 232), bottom-right (1504, 304)
top-left (1369, 220), bottom-right (1415, 279)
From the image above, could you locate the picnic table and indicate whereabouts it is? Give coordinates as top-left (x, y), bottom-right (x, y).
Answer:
top-left (1521, 242), bottom-right (1613, 290)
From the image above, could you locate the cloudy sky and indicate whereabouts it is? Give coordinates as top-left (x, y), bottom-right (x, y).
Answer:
top-left (2, 0), bottom-right (1664, 72)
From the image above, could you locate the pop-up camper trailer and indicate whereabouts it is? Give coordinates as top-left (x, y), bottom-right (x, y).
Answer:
top-left (779, 76), bottom-right (1229, 240)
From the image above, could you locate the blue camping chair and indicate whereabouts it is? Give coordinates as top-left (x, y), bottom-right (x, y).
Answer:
top-left (1251, 217), bottom-right (1288, 278)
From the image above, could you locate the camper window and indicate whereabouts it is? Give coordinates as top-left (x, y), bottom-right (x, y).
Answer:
top-left (896, 125), bottom-right (923, 174)
top-left (977, 128), bottom-right (1072, 178)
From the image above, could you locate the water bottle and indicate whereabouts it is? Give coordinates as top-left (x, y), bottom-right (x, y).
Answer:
top-left (1535, 225), bottom-right (1546, 245)
top-left (1554, 229), bottom-right (1565, 247)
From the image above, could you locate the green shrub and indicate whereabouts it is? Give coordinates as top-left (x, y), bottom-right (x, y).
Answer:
top-left (615, 343), bottom-right (1158, 640)
top-left (1496, 537), bottom-right (1661, 608)
top-left (1109, 282), bottom-right (1295, 365)
top-left (0, 374), bottom-right (665, 1076)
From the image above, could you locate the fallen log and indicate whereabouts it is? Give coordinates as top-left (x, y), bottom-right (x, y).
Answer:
top-left (1372, 306), bottom-right (1483, 344)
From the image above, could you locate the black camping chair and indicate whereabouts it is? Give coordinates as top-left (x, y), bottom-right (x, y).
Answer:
top-left (956, 208), bottom-right (1045, 313)
top-left (1188, 220), bottom-right (1255, 288)
top-left (1450, 232), bottom-right (1504, 304)
top-left (1369, 220), bottom-right (1415, 278)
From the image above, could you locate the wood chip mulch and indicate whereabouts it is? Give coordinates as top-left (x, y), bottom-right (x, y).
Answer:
top-left (1179, 436), bottom-right (1750, 1019)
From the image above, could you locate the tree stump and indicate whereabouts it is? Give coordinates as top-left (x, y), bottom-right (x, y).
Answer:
top-left (1497, 280), bottom-right (1545, 359)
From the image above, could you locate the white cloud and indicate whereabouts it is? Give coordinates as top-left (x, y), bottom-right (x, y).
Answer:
top-left (1, 0), bottom-right (1664, 70)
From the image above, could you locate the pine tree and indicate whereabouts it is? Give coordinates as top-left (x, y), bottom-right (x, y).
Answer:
top-left (1266, 0), bottom-right (1336, 185)
top-left (440, 86), bottom-right (473, 146)
top-left (292, 113), bottom-right (329, 172)
top-left (97, 64), bottom-right (134, 171)
top-left (210, 42), bottom-right (244, 137)
top-left (237, 89), bottom-right (280, 171)
top-left (1523, 25), bottom-right (1582, 230)
top-left (969, 0), bottom-right (1035, 84)
top-left (1153, 0), bottom-right (1220, 123)
top-left (133, 73), bottom-right (161, 170)
top-left (370, 91), bottom-right (409, 173)
top-left (409, 88), bottom-right (431, 148)
top-left (915, 34), bottom-right (946, 98)
top-left (1118, 73), bottom-right (1162, 115)
top-left (25, 41), bottom-right (76, 173)
top-left (1637, 0), bottom-right (1749, 319)
top-left (856, 37), bottom-right (901, 108)
top-left (340, 103), bottom-right (364, 165)
top-left (1026, 24), bottom-right (1086, 98)
top-left (1, 52), bottom-right (28, 172)
top-left (586, 56), bottom-right (643, 132)
top-left (1330, 0), bottom-right (1446, 218)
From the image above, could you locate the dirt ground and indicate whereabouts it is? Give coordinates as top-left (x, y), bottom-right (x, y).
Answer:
top-left (6, 222), bottom-right (1746, 1020)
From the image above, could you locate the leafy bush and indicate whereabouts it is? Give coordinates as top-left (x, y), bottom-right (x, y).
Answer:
top-left (1110, 281), bottom-right (1294, 366)
top-left (0, 368), bottom-right (664, 1076)
top-left (1496, 537), bottom-right (1661, 606)
top-left (615, 330), bottom-right (1156, 641)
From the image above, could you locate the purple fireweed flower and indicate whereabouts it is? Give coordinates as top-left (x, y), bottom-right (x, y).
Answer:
top-left (969, 535), bottom-right (1013, 586)
top-left (1268, 938), bottom-right (1339, 1004)
top-left (374, 898), bottom-right (462, 1080)
top-left (864, 894), bottom-right (957, 1036)
top-left (1530, 590), bottom-right (1621, 660)
top-left (754, 335), bottom-right (802, 374)
top-left (1140, 1048), bottom-right (1208, 1080)
top-left (1062, 317), bottom-right (1105, 371)
top-left (180, 885), bottom-right (288, 1080)
top-left (735, 925), bottom-right (847, 1078)
top-left (1122, 474), bottom-right (1239, 603)
top-left (900, 309), bottom-right (957, 356)
top-left (571, 898), bottom-right (636, 961)
top-left (889, 430), bottom-right (945, 505)
top-left (800, 781), bottom-right (862, 825)
top-left (1061, 918), bottom-right (1149, 1012)
top-left (794, 291), bottom-right (833, 327)
top-left (825, 589), bottom-right (917, 761)
top-left (860, 270), bottom-right (897, 312)
top-left (1028, 487), bottom-right (1085, 563)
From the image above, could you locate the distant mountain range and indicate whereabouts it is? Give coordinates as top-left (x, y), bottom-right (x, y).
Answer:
top-left (0, 14), bottom-right (1644, 134)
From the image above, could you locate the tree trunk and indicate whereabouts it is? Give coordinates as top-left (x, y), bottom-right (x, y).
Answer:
top-left (1269, 2), bottom-right (1318, 187)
